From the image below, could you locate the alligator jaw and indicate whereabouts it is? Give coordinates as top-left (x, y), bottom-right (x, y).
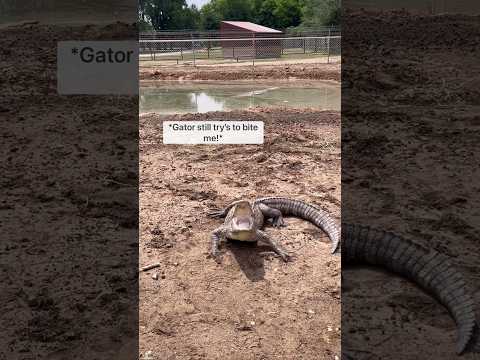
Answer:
top-left (232, 217), bottom-right (253, 231)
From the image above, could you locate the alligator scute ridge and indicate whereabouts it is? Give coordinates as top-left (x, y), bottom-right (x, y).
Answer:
top-left (254, 196), bottom-right (341, 253)
top-left (343, 223), bottom-right (478, 355)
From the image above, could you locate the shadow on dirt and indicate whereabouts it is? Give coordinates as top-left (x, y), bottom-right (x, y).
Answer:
top-left (227, 241), bottom-right (269, 282)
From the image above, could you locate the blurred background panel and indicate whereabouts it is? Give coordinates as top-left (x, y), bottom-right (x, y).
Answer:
top-left (0, 0), bottom-right (137, 24)
top-left (344, 0), bottom-right (480, 14)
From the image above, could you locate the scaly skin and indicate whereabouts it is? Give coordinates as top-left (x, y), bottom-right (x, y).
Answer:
top-left (343, 223), bottom-right (478, 355)
top-left (209, 200), bottom-right (290, 263)
top-left (209, 197), bottom-right (340, 254)
top-left (255, 197), bottom-right (340, 253)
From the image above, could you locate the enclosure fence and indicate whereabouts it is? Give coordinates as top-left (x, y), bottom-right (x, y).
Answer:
top-left (139, 34), bottom-right (341, 65)
top-left (140, 26), bottom-right (340, 40)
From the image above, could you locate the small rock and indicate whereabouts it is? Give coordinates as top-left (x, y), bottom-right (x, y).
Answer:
top-left (308, 309), bottom-right (315, 314)
top-left (152, 273), bottom-right (158, 280)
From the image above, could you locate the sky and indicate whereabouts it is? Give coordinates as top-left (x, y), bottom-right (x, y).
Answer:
top-left (186, 0), bottom-right (210, 8)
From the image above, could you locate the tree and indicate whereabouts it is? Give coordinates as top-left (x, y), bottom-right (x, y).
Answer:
top-left (199, 0), bottom-right (254, 29)
top-left (143, 0), bottom-right (201, 30)
top-left (138, 0), bottom-right (148, 21)
top-left (217, 0), bottom-right (253, 21)
top-left (252, 0), bottom-right (304, 30)
top-left (300, 0), bottom-right (341, 27)
top-left (139, 19), bottom-right (154, 31)
top-left (138, 0), bottom-right (338, 32)
top-left (255, 0), bottom-right (277, 28)
top-left (173, 4), bottom-right (201, 30)
top-left (273, 0), bottom-right (302, 29)
top-left (200, 2), bottom-right (222, 30)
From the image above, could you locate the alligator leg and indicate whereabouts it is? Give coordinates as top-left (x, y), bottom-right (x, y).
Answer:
top-left (258, 203), bottom-right (286, 227)
top-left (255, 230), bottom-right (290, 262)
top-left (210, 227), bottom-right (228, 263)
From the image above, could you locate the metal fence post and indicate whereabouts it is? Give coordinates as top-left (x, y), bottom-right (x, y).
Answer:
top-left (252, 35), bottom-right (256, 67)
top-left (327, 29), bottom-right (331, 63)
top-left (191, 33), bottom-right (196, 66)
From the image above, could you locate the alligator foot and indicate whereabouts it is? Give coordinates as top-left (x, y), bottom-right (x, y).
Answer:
top-left (207, 207), bottom-right (225, 219)
top-left (272, 216), bottom-right (286, 227)
top-left (256, 230), bottom-right (291, 262)
top-left (258, 203), bottom-right (286, 228)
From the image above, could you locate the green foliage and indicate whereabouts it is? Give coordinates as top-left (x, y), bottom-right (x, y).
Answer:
top-left (141, 0), bottom-right (201, 30)
top-left (273, 0), bottom-right (302, 29)
top-left (254, 0), bottom-right (277, 28)
top-left (138, 0), bottom-right (341, 31)
top-left (139, 19), bottom-right (154, 31)
top-left (300, 0), bottom-right (341, 27)
top-left (200, 2), bottom-right (222, 30)
top-left (216, 0), bottom-right (253, 20)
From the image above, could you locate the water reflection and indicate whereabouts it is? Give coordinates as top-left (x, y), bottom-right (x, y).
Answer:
top-left (189, 92), bottom-right (225, 113)
top-left (140, 83), bottom-right (340, 114)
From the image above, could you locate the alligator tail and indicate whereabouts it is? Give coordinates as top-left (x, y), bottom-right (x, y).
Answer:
top-left (343, 223), bottom-right (477, 355)
top-left (255, 197), bottom-right (340, 254)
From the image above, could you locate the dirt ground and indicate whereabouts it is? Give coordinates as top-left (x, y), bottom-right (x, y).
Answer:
top-left (342, 10), bottom-right (480, 359)
top-left (139, 62), bottom-right (341, 82)
top-left (1, 22), bottom-right (138, 360)
top-left (139, 108), bottom-right (341, 359)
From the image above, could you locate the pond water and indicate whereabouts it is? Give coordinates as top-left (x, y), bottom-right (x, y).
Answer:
top-left (140, 82), bottom-right (340, 114)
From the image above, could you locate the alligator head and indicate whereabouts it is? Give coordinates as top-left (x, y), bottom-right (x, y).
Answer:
top-left (231, 201), bottom-right (255, 232)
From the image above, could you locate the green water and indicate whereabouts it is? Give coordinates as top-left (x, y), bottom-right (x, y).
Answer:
top-left (140, 82), bottom-right (340, 114)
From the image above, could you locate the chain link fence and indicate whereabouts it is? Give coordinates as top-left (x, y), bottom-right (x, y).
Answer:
top-left (139, 34), bottom-right (340, 65)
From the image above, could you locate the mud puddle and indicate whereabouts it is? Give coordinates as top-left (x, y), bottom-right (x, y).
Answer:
top-left (140, 81), bottom-right (340, 114)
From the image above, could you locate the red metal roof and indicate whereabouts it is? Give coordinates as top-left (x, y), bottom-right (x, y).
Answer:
top-left (221, 21), bottom-right (282, 33)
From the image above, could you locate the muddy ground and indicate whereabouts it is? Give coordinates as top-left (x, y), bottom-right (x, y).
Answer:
top-left (1, 22), bottom-right (138, 359)
top-left (139, 108), bottom-right (341, 359)
top-left (139, 62), bottom-right (341, 82)
top-left (342, 10), bottom-right (480, 359)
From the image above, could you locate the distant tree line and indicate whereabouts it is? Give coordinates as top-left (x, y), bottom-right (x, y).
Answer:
top-left (139, 0), bottom-right (340, 31)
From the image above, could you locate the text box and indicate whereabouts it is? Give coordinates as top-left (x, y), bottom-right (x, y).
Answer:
top-left (57, 41), bottom-right (138, 95)
top-left (163, 121), bottom-right (264, 144)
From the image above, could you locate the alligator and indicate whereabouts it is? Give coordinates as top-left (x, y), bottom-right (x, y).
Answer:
top-left (208, 197), bottom-right (478, 355)
top-left (208, 197), bottom-right (341, 262)
top-left (343, 223), bottom-right (478, 356)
